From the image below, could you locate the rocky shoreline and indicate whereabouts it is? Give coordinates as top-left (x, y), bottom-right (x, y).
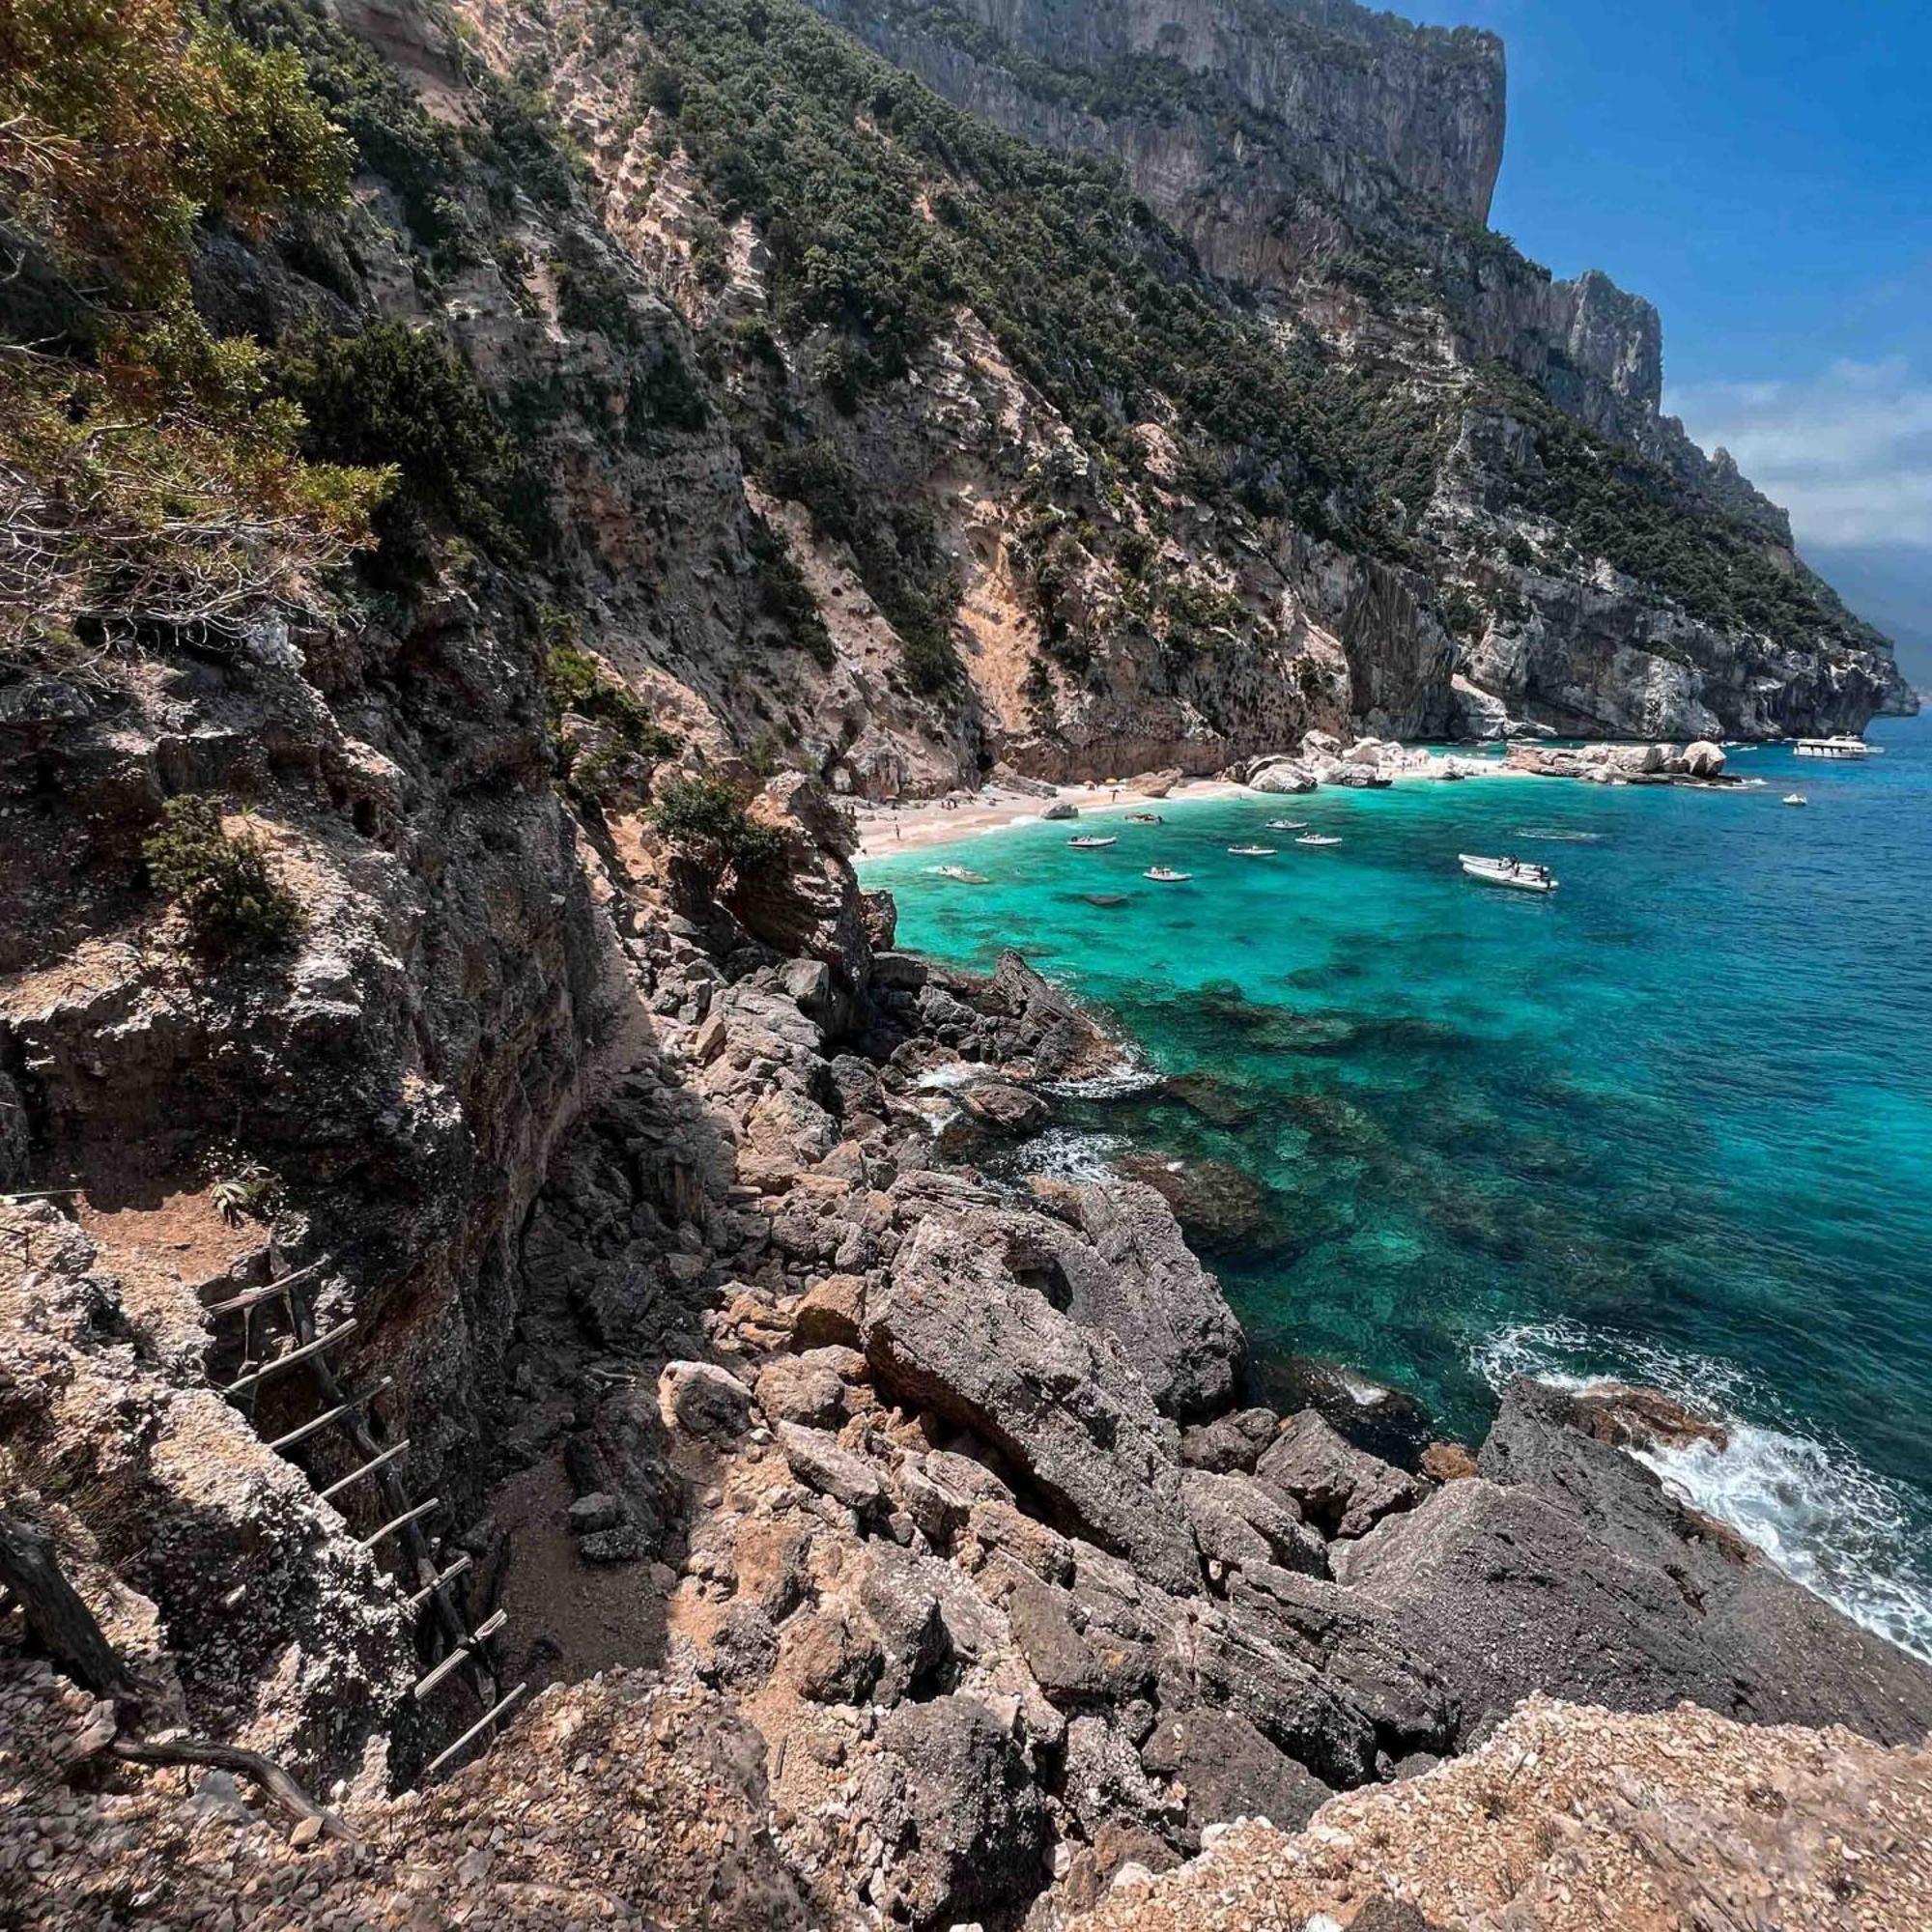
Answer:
top-left (7, 778), bottom-right (1931, 1928)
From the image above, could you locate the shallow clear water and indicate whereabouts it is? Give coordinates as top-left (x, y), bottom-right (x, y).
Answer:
top-left (863, 715), bottom-right (1932, 1659)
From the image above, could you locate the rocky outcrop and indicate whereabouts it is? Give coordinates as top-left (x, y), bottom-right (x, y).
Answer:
top-left (865, 1214), bottom-right (1203, 1590)
top-left (1069, 1695), bottom-right (1932, 1931)
top-left (1333, 1379), bottom-right (1932, 1747)
top-left (809, 0), bottom-right (1507, 229)
top-left (793, 0), bottom-right (1909, 746)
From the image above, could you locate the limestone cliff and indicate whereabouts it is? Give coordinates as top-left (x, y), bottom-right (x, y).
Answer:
top-left (801, 0), bottom-right (1914, 743)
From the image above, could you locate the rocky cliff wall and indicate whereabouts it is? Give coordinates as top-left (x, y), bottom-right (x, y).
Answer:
top-left (800, 0), bottom-right (1911, 738)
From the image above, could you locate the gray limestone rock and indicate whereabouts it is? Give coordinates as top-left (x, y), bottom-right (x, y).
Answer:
top-left (1179, 1406), bottom-right (1280, 1475)
top-left (864, 1696), bottom-right (1049, 1926)
top-left (775, 1421), bottom-right (884, 1513)
top-left (1025, 1179), bottom-right (1247, 1421)
top-left (1255, 1409), bottom-right (1428, 1539)
top-left (865, 1215), bottom-right (1201, 1593)
top-left (657, 1361), bottom-right (755, 1446)
top-left (1138, 1707), bottom-right (1328, 1838)
top-left (1179, 1467), bottom-right (1327, 1578)
top-left (1333, 1384), bottom-right (1932, 1748)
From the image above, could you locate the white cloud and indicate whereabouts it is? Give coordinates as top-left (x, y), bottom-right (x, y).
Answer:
top-left (1667, 357), bottom-right (1932, 551)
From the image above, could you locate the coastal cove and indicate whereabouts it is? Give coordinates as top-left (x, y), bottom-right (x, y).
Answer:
top-left (862, 714), bottom-right (1932, 1661)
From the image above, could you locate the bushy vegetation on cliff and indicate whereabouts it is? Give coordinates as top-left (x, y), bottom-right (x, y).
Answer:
top-left (143, 794), bottom-right (306, 957)
top-left (621, 0), bottom-right (1453, 559)
top-left (0, 0), bottom-right (389, 672)
top-left (1485, 371), bottom-right (1889, 654)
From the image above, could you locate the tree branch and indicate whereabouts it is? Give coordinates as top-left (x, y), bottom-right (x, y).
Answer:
top-left (0, 1510), bottom-right (361, 1848)
top-left (109, 1734), bottom-right (361, 1846)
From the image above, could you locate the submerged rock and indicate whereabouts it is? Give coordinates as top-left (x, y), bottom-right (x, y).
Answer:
top-left (1114, 1151), bottom-right (1271, 1253)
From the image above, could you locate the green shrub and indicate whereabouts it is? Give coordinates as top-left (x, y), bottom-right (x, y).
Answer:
top-left (631, 343), bottom-right (709, 434)
top-left (540, 618), bottom-right (678, 763)
top-left (646, 773), bottom-right (784, 876)
top-left (143, 796), bottom-right (305, 958)
top-left (757, 440), bottom-right (957, 693)
top-left (748, 525), bottom-right (835, 666)
top-left (1439, 589), bottom-right (1481, 639)
top-left (554, 249), bottom-right (643, 345)
top-left (0, 0), bottom-right (386, 663)
top-left (274, 321), bottom-right (545, 564)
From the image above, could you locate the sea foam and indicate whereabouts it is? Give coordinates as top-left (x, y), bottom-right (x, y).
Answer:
top-left (1476, 1319), bottom-right (1932, 1664)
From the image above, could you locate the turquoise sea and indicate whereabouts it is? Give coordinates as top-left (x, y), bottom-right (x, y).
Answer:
top-left (862, 713), bottom-right (1932, 1661)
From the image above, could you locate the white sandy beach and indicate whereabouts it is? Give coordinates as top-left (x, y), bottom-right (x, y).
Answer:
top-left (850, 753), bottom-right (1527, 859)
top-left (850, 778), bottom-right (1248, 858)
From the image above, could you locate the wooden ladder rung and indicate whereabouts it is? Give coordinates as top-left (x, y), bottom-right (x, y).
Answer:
top-left (266, 1378), bottom-right (392, 1453)
top-left (422, 1682), bottom-right (528, 1780)
top-left (359, 1494), bottom-right (438, 1550)
top-left (411, 1609), bottom-right (507, 1701)
top-left (220, 1321), bottom-right (355, 1397)
top-left (201, 1281), bottom-right (292, 1318)
top-left (202, 1257), bottom-right (328, 1317)
top-left (319, 1438), bottom-right (410, 1504)
top-left (406, 1554), bottom-right (471, 1612)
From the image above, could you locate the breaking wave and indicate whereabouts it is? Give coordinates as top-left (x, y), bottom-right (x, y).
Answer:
top-left (1009, 1128), bottom-right (1130, 1182)
top-left (1475, 1318), bottom-right (1932, 1664)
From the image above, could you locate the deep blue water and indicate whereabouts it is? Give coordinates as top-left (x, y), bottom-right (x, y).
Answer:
top-left (862, 714), bottom-right (1932, 1659)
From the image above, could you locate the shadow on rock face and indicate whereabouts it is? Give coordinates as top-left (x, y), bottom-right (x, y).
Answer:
top-left (1253, 1356), bottom-right (1435, 1472)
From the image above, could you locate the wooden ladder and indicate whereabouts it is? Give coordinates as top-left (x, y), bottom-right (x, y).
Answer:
top-left (203, 1256), bottom-right (526, 1782)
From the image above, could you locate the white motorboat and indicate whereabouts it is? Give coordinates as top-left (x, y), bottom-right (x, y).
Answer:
top-left (1782, 792), bottom-right (1807, 807)
top-left (1067, 835), bottom-right (1118, 848)
top-left (1793, 736), bottom-right (1871, 760)
top-left (1459, 853), bottom-right (1556, 893)
top-left (1228, 844), bottom-right (1276, 856)
top-left (1265, 818), bottom-right (1309, 831)
top-left (1294, 834), bottom-right (1342, 847)
top-left (1144, 866), bottom-right (1192, 882)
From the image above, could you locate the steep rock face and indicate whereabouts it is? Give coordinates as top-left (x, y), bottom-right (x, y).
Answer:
top-left (801, 0), bottom-right (1912, 740)
top-left (809, 0), bottom-right (1506, 222)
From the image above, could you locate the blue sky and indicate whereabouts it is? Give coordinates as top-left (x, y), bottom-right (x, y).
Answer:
top-left (1399, 0), bottom-right (1932, 684)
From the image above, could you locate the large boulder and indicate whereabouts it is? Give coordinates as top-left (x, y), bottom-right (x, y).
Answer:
top-left (1332, 1378), bottom-right (1932, 1747)
top-left (1113, 1151), bottom-right (1270, 1255)
top-left (1180, 1468), bottom-right (1326, 1577)
top-left (1682, 738), bottom-right (1727, 778)
top-left (1246, 758), bottom-right (1318, 795)
top-left (1138, 1707), bottom-right (1328, 1838)
top-left (862, 1696), bottom-right (1049, 1926)
top-left (1026, 1178), bottom-right (1246, 1420)
top-left (864, 1215), bottom-right (1201, 1592)
top-left (1224, 1560), bottom-right (1457, 1762)
top-left (725, 772), bottom-right (872, 995)
top-left (919, 951), bottom-right (1118, 1079)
